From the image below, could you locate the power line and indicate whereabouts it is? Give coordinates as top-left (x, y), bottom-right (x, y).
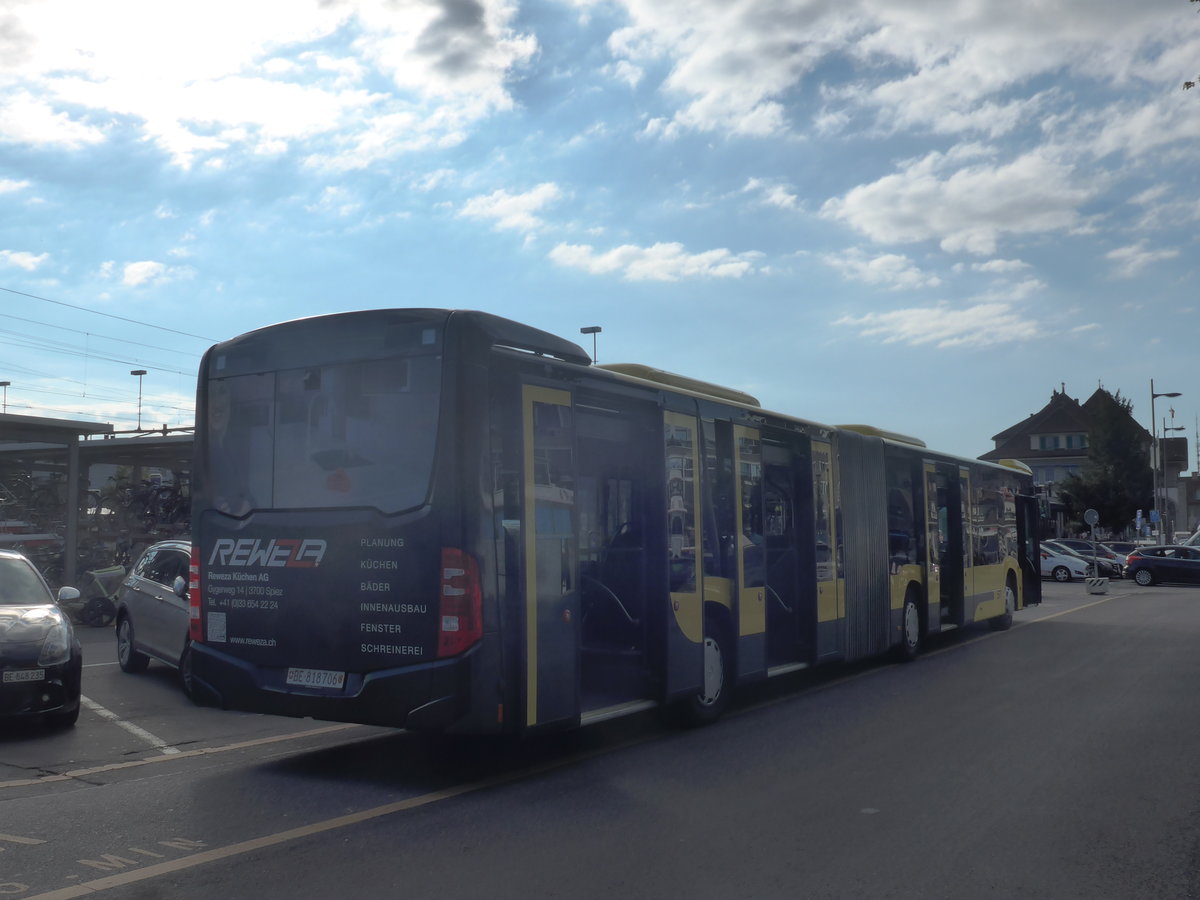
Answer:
top-left (0, 284), bottom-right (221, 342)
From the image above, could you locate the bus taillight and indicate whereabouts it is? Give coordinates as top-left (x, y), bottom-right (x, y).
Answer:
top-left (188, 544), bottom-right (203, 642)
top-left (438, 547), bottom-right (481, 658)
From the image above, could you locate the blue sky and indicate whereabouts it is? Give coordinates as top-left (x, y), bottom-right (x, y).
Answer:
top-left (1, 0), bottom-right (1198, 462)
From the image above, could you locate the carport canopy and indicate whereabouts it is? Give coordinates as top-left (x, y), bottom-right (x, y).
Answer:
top-left (0, 412), bottom-right (115, 584)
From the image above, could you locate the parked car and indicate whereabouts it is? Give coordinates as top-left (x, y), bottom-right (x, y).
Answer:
top-left (1042, 540), bottom-right (1123, 579)
top-left (1040, 547), bottom-right (1091, 582)
top-left (114, 539), bottom-right (193, 696)
top-left (0, 549), bottom-right (83, 728)
top-left (1054, 538), bottom-right (1128, 568)
top-left (1124, 545), bottom-right (1200, 587)
top-left (1103, 541), bottom-right (1138, 556)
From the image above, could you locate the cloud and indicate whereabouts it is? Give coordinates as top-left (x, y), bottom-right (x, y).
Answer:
top-left (820, 148), bottom-right (1097, 255)
top-left (833, 301), bottom-right (1040, 348)
top-left (0, 0), bottom-right (536, 169)
top-left (821, 249), bottom-right (941, 290)
top-left (743, 178), bottom-right (800, 211)
top-left (118, 260), bottom-right (194, 287)
top-left (0, 178), bottom-right (31, 194)
top-left (1105, 240), bottom-right (1180, 278)
top-left (0, 249), bottom-right (49, 271)
top-left (970, 259), bottom-right (1030, 274)
top-left (549, 241), bottom-right (761, 281)
top-left (459, 182), bottom-right (561, 233)
top-left (0, 91), bottom-right (106, 148)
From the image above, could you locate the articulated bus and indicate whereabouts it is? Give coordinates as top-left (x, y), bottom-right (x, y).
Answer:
top-left (187, 309), bottom-right (1041, 734)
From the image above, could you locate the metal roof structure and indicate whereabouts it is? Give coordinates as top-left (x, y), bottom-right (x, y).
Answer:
top-left (0, 414), bottom-right (194, 584)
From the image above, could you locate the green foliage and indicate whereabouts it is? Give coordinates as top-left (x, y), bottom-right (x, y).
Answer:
top-left (1056, 390), bottom-right (1151, 534)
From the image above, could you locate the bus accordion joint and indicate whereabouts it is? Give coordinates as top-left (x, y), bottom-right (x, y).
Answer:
top-left (438, 547), bottom-right (482, 658)
top-left (188, 543), bottom-right (203, 642)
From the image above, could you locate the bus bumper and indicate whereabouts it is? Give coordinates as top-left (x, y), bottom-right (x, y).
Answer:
top-left (188, 642), bottom-right (474, 731)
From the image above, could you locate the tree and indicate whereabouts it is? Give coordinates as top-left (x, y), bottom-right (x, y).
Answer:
top-left (1056, 390), bottom-right (1152, 536)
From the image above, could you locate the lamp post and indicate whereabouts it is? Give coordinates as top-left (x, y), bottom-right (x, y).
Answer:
top-left (580, 326), bottom-right (601, 364)
top-left (130, 369), bottom-right (148, 430)
top-left (1150, 379), bottom-right (1182, 541)
top-left (0, 381), bottom-right (9, 413)
top-left (1162, 416), bottom-right (1186, 540)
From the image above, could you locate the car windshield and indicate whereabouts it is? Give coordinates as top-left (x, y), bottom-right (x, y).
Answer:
top-left (0, 556), bottom-right (53, 606)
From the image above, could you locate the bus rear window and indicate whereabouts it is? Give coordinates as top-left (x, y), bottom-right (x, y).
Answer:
top-left (207, 354), bottom-right (441, 515)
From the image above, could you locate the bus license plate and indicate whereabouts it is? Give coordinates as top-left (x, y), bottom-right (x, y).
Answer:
top-left (3, 669), bottom-right (45, 684)
top-left (285, 667), bottom-right (345, 689)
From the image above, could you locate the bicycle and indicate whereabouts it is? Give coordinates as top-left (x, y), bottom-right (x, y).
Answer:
top-left (63, 564), bottom-right (126, 628)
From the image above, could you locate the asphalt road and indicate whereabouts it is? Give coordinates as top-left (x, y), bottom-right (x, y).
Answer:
top-left (2, 579), bottom-right (1198, 899)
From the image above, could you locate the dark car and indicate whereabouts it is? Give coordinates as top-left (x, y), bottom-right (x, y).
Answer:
top-left (1124, 545), bottom-right (1200, 586)
top-left (1042, 540), bottom-right (1123, 579)
top-left (0, 549), bottom-right (83, 728)
top-left (114, 540), bottom-right (193, 695)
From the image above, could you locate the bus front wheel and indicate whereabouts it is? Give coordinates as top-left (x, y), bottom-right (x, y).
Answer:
top-left (989, 579), bottom-right (1016, 631)
top-left (678, 621), bottom-right (731, 726)
top-left (894, 591), bottom-right (921, 662)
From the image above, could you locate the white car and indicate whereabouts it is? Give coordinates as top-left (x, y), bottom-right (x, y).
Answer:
top-left (1040, 548), bottom-right (1091, 582)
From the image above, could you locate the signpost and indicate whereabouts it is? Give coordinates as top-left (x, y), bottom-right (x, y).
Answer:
top-left (1083, 508), bottom-right (1107, 594)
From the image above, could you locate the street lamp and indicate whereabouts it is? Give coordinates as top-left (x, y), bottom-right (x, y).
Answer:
top-left (1162, 416), bottom-right (1186, 540)
top-left (0, 381), bottom-right (9, 413)
top-left (580, 326), bottom-right (601, 364)
top-left (130, 370), bottom-right (148, 430)
top-left (1150, 379), bottom-right (1182, 541)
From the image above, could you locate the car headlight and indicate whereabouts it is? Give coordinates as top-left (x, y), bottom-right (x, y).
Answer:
top-left (38, 616), bottom-right (73, 667)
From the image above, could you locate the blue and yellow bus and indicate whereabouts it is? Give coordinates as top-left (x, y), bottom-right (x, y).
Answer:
top-left (187, 309), bottom-right (1041, 734)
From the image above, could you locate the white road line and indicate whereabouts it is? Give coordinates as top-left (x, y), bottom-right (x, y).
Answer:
top-left (79, 696), bottom-right (181, 755)
top-left (0, 723), bottom-right (362, 790)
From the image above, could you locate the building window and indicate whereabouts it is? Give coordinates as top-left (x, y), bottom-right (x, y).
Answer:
top-left (1039, 435), bottom-right (1061, 450)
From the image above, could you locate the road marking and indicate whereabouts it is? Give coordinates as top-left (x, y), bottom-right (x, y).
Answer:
top-left (81, 662), bottom-right (118, 669)
top-left (21, 740), bottom-right (607, 900)
top-left (78, 697), bottom-right (180, 755)
top-left (0, 723), bottom-right (361, 790)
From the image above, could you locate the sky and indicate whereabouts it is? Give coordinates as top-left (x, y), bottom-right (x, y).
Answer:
top-left (1, 0), bottom-right (1199, 464)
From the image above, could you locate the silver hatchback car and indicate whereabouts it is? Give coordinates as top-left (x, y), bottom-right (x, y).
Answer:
top-left (114, 539), bottom-right (193, 696)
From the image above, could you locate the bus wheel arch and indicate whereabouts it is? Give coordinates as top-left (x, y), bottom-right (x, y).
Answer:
top-left (676, 606), bottom-right (734, 727)
top-left (989, 573), bottom-right (1017, 631)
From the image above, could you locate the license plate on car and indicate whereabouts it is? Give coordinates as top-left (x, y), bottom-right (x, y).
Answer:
top-left (3, 669), bottom-right (45, 684)
top-left (285, 667), bottom-right (345, 689)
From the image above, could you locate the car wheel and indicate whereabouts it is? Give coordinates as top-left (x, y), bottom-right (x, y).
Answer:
top-left (989, 579), bottom-right (1016, 631)
top-left (179, 643), bottom-right (196, 700)
top-left (116, 615), bottom-right (150, 673)
top-left (1133, 568), bottom-right (1155, 587)
top-left (1052, 565), bottom-right (1071, 583)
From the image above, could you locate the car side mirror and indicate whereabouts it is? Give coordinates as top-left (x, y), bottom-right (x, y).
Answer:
top-left (173, 575), bottom-right (188, 599)
top-left (57, 585), bottom-right (81, 603)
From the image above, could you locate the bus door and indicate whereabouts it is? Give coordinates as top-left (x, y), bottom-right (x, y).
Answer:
top-left (924, 462), bottom-right (964, 628)
top-left (663, 411), bottom-right (704, 700)
top-left (761, 430), bottom-right (814, 667)
top-left (812, 439), bottom-right (842, 661)
top-left (521, 385), bottom-right (579, 729)
top-left (733, 425), bottom-right (766, 678)
top-left (1015, 494), bottom-right (1042, 606)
